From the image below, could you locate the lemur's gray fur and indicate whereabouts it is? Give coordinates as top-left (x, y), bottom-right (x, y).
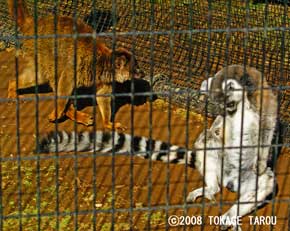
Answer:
top-left (201, 65), bottom-right (278, 176)
top-left (193, 66), bottom-right (277, 230)
top-left (38, 65), bottom-right (277, 231)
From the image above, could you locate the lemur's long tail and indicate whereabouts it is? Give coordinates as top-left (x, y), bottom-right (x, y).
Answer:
top-left (38, 130), bottom-right (196, 167)
top-left (7, 0), bottom-right (30, 26)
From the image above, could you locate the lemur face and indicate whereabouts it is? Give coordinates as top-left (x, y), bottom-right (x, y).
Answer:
top-left (200, 65), bottom-right (256, 113)
top-left (221, 79), bottom-right (244, 113)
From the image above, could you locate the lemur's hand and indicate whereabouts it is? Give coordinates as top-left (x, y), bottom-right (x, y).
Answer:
top-left (255, 161), bottom-right (267, 176)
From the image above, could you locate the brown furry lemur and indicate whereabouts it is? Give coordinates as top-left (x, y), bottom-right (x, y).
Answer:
top-left (7, 0), bottom-right (144, 130)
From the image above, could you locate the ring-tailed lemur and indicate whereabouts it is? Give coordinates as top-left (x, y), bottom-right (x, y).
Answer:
top-left (201, 65), bottom-right (278, 176)
top-left (38, 65), bottom-right (277, 231)
top-left (191, 66), bottom-right (277, 231)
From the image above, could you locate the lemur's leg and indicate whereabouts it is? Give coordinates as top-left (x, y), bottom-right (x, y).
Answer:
top-left (48, 70), bottom-right (74, 122)
top-left (220, 168), bottom-right (275, 231)
top-left (186, 160), bottom-right (221, 202)
top-left (256, 89), bottom-right (278, 176)
top-left (97, 85), bottom-right (126, 131)
top-left (257, 120), bottom-right (276, 175)
top-left (187, 116), bottom-right (223, 202)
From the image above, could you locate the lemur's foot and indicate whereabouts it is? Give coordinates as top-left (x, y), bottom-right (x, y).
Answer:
top-left (104, 121), bottom-right (127, 132)
top-left (65, 108), bottom-right (94, 126)
top-left (255, 161), bottom-right (267, 176)
top-left (48, 110), bottom-right (65, 122)
top-left (220, 224), bottom-right (242, 231)
top-left (80, 116), bottom-right (94, 126)
top-left (186, 188), bottom-right (216, 202)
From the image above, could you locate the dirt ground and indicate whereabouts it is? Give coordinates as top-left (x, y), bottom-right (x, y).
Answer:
top-left (0, 50), bottom-right (289, 231)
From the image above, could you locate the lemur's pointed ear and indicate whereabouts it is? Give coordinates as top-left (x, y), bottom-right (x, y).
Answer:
top-left (200, 77), bottom-right (213, 94)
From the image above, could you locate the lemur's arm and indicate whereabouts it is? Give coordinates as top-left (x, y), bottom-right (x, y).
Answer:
top-left (210, 115), bottom-right (224, 138)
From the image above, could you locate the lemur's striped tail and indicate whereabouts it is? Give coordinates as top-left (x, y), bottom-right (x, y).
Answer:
top-left (38, 130), bottom-right (196, 167)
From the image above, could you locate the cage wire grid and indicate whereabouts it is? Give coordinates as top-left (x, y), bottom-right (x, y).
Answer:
top-left (0, 0), bottom-right (289, 230)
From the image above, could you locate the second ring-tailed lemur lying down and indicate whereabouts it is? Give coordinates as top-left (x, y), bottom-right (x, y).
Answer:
top-left (38, 65), bottom-right (278, 231)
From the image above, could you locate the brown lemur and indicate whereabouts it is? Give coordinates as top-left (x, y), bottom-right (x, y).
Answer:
top-left (7, 0), bottom-right (144, 130)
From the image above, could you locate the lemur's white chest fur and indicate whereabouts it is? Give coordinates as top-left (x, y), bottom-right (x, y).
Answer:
top-left (194, 94), bottom-right (260, 193)
top-left (214, 79), bottom-right (261, 190)
top-left (224, 98), bottom-right (259, 166)
top-left (222, 97), bottom-right (260, 190)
